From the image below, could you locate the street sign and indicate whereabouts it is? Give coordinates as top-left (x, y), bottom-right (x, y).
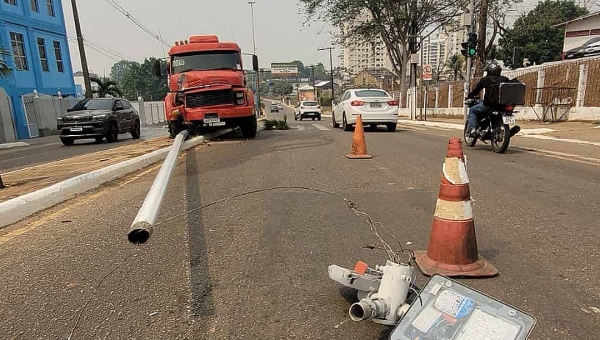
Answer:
top-left (422, 64), bottom-right (433, 81)
top-left (271, 63), bottom-right (298, 76)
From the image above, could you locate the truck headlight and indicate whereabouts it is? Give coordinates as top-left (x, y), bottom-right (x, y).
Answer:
top-left (235, 92), bottom-right (245, 105)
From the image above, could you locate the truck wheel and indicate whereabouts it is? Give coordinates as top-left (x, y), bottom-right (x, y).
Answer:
top-left (168, 119), bottom-right (182, 139)
top-left (240, 116), bottom-right (257, 139)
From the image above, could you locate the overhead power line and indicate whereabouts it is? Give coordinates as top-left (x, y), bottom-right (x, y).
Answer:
top-left (102, 0), bottom-right (170, 47)
top-left (68, 37), bottom-right (120, 62)
top-left (67, 34), bottom-right (132, 61)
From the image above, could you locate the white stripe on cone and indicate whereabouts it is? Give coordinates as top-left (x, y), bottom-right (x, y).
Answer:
top-left (442, 157), bottom-right (469, 185)
top-left (434, 199), bottom-right (474, 221)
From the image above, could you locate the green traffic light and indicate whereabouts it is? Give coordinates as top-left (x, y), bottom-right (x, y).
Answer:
top-left (469, 49), bottom-right (476, 56)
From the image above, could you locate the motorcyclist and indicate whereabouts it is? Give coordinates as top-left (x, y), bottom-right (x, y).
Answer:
top-left (466, 63), bottom-right (511, 136)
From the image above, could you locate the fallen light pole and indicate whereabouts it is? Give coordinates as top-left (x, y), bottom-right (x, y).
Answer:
top-left (128, 130), bottom-right (190, 244)
top-left (329, 260), bottom-right (414, 325)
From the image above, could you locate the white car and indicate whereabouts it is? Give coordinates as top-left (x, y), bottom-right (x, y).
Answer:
top-left (583, 41), bottom-right (600, 56)
top-left (294, 101), bottom-right (322, 121)
top-left (332, 89), bottom-right (399, 132)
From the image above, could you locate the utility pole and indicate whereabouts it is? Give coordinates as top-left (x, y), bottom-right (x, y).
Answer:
top-left (318, 46), bottom-right (336, 104)
top-left (248, 1), bottom-right (261, 116)
top-left (71, 0), bottom-right (92, 98)
top-left (463, 0), bottom-right (475, 122)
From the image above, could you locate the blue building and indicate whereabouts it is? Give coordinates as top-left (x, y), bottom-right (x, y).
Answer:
top-left (0, 0), bottom-right (76, 139)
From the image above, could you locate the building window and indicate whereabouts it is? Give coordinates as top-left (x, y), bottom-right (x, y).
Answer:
top-left (37, 38), bottom-right (49, 72)
top-left (565, 30), bottom-right (589, 38)
top-left (30, 0), bottom-right (38, 11)
top-left (46, 0), bottom-right (54, 16)
top-left (10, 32), bottom-right (28, 71)
top-left (4, 0), bottom-right (17, 5)
top-left (53, 41), bottom-right (63, 72)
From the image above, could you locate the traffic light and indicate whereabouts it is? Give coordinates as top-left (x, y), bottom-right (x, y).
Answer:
top-left (461, 41), bottom-right (469, 57)
top-left (461, 33), bottom-right (478, 57)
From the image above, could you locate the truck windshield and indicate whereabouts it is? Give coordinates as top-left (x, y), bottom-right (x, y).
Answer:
top-left (172, 51), bottom-right (242, 73)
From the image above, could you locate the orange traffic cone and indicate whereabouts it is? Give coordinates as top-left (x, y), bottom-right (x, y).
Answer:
top-left (346, 115), bottom-right (372, 159)
top-left (415, 138), bottom-right (498, 277)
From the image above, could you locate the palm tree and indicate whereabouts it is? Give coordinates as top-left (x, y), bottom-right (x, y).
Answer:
top-left (0, 47), bottom-right (12, 78)
top-left (446, 54), bottom-right (465, 81)
top-left (90, 76), bottom-right (123, 98)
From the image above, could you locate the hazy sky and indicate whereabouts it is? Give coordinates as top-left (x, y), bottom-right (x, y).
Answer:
top-left (63, 0), bottom-right (337, 75)
top-left (62, 0), bottom-right (569, 76)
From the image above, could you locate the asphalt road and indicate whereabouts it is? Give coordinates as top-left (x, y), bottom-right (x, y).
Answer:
top-left (0, 125), bottom-right (168, 172)
top-left (0, 103), bottom-right (598, 339)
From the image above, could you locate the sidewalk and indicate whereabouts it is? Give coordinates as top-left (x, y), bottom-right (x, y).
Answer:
top-left (400, 117), bottom-right (600, 145)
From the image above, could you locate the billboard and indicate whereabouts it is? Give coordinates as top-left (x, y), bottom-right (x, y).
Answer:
top-left (271, 62), bottom-right (299, 76)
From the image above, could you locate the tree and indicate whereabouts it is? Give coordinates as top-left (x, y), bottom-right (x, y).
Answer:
top-left (300, 0), bottom-right (464, 92)
top-left (116, 58), bottom-right (168, 101)
top-left (90, 76), bottom-right (123, 98)
top-left (272, 80), bottom-right (294, 96)
top-left (497, 0), bottom-right (588, 69)
top-left (110, 60), bottom-right (136, 83)
top-left (447, 54), bottom-right (465, 81)
top-left (0, 48), bottom-right (12, 77)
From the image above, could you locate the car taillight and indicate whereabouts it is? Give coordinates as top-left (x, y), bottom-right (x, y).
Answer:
top-left (351, 100), bottom-right (365, 106)
top-left (505, 105), bottom-right (514, 111)
top-left (387, 100), bottom-right (399, 106)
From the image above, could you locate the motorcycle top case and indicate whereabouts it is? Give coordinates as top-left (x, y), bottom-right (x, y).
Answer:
top-left (499, 81), bottom-right (526, 105)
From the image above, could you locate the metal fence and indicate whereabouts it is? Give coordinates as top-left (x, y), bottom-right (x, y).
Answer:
top-left (133, 100), bottom-right (166, 126)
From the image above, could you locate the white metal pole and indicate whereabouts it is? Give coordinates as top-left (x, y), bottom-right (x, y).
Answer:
top-left (128, 130), bottom-right (190, 244)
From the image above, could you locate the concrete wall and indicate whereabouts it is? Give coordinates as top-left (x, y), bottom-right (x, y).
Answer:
top-left (31, 95), bottom-right (78, 136)
top-left (0, 87), bottom-right (16, 143)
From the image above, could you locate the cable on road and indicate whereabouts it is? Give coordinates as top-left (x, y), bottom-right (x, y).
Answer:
top-left (155, 186), bottom-right (414, 265)
top-left (67, 248), bottom-right (139, 340)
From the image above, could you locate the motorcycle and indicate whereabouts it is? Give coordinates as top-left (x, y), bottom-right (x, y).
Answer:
top-left (463, 98), bottom-right (521, 154)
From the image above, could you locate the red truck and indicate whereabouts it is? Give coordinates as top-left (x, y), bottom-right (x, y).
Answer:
top-left (157, 35), bottom-right (258, 138)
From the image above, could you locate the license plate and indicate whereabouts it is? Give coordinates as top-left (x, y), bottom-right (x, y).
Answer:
top-left (209, 122), bottom-right (226, 127)
top-left (70, 126), bottom-right (83, 132)
top-left (204, 116), bottom-right (220, 124)
top-left (370, 102), bottom-right (383, 108)
top-left (502, 116), bottom-right (516, 124)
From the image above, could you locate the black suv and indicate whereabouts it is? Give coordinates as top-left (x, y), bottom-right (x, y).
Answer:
top-left (57, 98), bottom-right (141, 146)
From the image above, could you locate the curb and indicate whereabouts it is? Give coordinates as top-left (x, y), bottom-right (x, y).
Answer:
top-left (0, 129), bottom-right (234, 229)
top-left (0, 141), bottom-right (30, 150)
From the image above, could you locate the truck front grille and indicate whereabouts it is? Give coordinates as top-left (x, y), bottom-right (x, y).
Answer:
top-left (186, 90), bottom-right (234, 108)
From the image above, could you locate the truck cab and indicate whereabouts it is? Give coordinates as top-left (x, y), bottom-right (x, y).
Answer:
top-left (161, 35), bottom-right (257, 138)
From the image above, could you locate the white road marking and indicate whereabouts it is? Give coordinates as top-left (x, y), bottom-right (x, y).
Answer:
top-left (291, 125), bottom-right (305, 131)
top-left (312, 124), bottom-right (330, 131)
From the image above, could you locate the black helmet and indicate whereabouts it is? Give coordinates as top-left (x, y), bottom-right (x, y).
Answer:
top-left (485, 63), bottom-right (502, 76)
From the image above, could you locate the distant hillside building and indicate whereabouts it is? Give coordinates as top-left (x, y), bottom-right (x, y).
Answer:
top-left (0, 0), bottom-right (76, 139)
